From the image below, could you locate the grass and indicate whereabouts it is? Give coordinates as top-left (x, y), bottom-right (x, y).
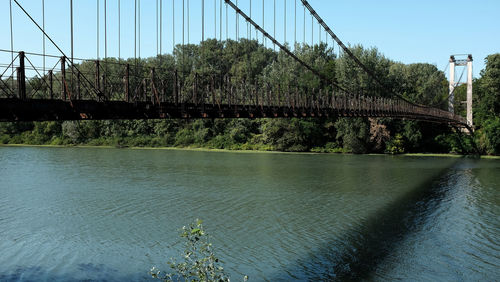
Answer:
top-left (2, 143), bottom-right (499, 158)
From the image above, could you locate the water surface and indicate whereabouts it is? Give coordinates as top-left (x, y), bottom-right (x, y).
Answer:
top-left (0, 147), bottom-right (498, 281)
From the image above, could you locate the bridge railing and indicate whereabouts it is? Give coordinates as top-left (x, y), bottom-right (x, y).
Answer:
top-left (0, 51), bottom-right (467, 126)
top-left (0, 51), bottom-right (100, 101)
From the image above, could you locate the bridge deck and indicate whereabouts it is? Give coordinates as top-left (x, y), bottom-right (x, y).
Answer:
top-left (0, 98), bottom-right (467, 128)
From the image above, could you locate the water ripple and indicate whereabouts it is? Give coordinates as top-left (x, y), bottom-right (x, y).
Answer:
top-left (0, 148), bottom-right (498, 281)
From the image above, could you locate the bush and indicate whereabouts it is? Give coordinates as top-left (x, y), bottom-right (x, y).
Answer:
top-left (151, 219), bottom-right (247, 282)
top-left (49, 136), bottom-right (66, 146)
top-left (207, 134), bottom-right (232, 149)
top-left (8, 134), bottom-right (24, 144)
top-left (385, 134), bottom-right (405, 154)
top-left (175, 128), bottom-right (195, 147)
top-left (0, 134), bottom-right (10, 144)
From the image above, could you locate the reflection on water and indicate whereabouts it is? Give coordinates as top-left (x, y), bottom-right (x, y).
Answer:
top-left (0, 147), bottom-right (498, 281)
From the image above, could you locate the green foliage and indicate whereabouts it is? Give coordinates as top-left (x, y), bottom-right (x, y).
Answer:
top-left (174, 128), bottom-right (195, 147)
top-left (389, 63), bottom-right (448, 106)
top-left (385, 134), bottom-right (405, 154)
top-left (1, 42), bottom-right (497, 155)
top-left (335, 118), bottom-right (370, 154)
top-left (476, 117), bottom-right (500, 155)
top-left (150, 219), bottom-right (247, 282)
top-left (336, 45), bottom-right (391, 96)
top-left (401, 121), bottom-right (423, 151)
top-left (433, 132), bottom-right (475, 155)
top-left (261, 118), bottom-right (324, 152)
top-left (473, 53), bottom-right (500, 155)
top-left (475, 54), bottom-right (500, 126)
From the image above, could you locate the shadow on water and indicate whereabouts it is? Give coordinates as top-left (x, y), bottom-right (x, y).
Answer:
top-left (273, 159), bottom-right (461, 281)
top-left (0, 153), bottom-right (470, 282)
top-left (0, 263), bottom-right (148, 282)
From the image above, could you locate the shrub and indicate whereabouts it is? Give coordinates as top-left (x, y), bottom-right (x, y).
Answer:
top-left (0, 134), bottom-right (10, 144)
top-left (386, 134), bottom-right (405, 154)
top-left (151, 219), bottom-right (247, 282)
top-left (175, 128), bottom-right (195, 147)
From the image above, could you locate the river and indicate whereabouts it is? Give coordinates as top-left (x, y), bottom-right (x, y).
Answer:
top-left (0, 147), bottom-right (498, 281)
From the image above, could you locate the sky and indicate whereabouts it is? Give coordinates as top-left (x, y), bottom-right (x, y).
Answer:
top-left (0, 0), bottom-right (498, 78)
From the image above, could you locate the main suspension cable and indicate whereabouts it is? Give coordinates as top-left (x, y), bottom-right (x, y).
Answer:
top-left (430, 64), bottom-right (467, 108)
top-left (224, 0), bottom-right (347, 92)
top-left (300, 0), bottom-right (421, 106)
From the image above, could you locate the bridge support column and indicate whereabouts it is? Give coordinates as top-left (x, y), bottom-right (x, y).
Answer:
top-left (449, 56), bottom-right (455, 113)
top-left (449, 54), bottom-right (474, 130)
top-left (466, 55), bottom-right (473, 128)
top-left (17, 52), bottom-right (26, 100)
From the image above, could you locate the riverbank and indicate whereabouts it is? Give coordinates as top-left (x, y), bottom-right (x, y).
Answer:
top-left (2, 143), bottom-right (498, 159)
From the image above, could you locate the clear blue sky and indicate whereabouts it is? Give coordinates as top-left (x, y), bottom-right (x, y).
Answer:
top-left (1, 0), bottom-right (498, 78)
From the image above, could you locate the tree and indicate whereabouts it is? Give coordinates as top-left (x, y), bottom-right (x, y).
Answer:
top-left (474, 54), bottom-right (500, 155)
top-left (335, 118), bottom-right (370, 154)
top-left (475, 54), bottom-right (500, 126)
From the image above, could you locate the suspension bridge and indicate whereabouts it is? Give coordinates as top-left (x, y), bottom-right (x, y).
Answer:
top-left (0, 0), bottom-right (470, 131)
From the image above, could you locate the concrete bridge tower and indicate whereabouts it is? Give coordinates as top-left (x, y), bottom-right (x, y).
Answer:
top-left (449, 54), bottom-right (473, 128)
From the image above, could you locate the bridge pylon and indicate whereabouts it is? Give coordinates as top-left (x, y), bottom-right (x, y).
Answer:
top-left (449, 54), bottom-right (474, 129)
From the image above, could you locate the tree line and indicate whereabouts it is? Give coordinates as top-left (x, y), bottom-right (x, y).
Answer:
top-left (0, 40), bottom-right (498, 155)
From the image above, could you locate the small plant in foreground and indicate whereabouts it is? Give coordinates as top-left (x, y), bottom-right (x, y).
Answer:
top-left (150, 219), bottom-right (248, 282)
